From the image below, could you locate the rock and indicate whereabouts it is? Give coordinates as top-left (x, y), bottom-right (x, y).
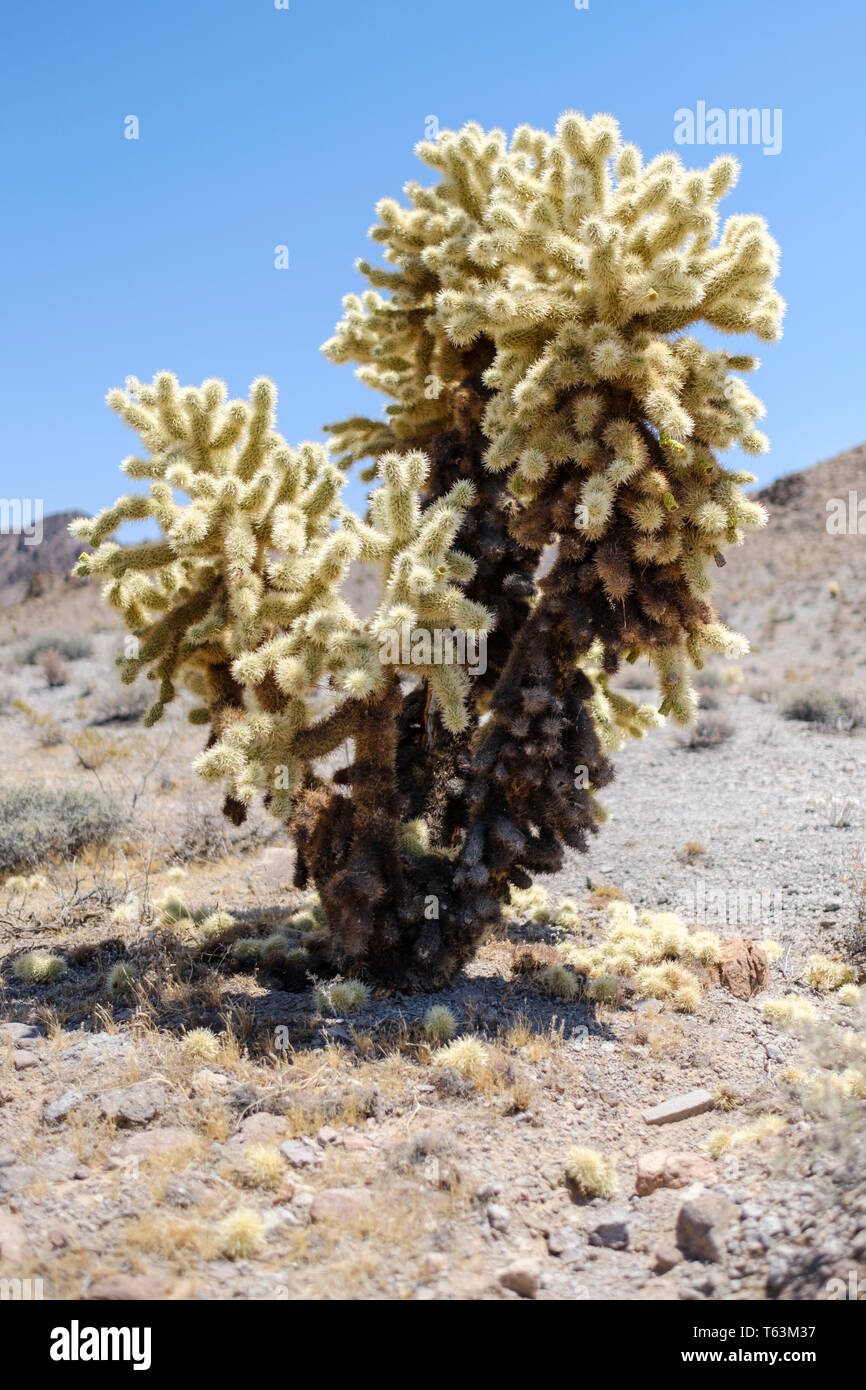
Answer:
top-left (43, 1090), bottom-right (83, 1124)
top-left (546, 1226), bottom-right (584, 1263)
top-left (317, 1126), bottom-right (339, 1145)
top-left (12, 1050), bottom-right (38, 1071)
top-left (310, 1187), bottom-right (373, 1222)
top-left (234, 1113), bottom-right (289, 1146)
top-left (589, 1209), bottom-right (631, 1250)
top-left (98, 1082), bottom-right (166, 1127)
top-left (498, 1259), bottom-right (542, 1298)
top-left (339, 1131), bottom-right (375, 1152)
top-left (0, 1165), bottom-right (37, 1194)
top-left (0, 1148), bottom-right (14, 1168)
top-left (190, 1068), bottom-right (230, 1094)
top-left (87, 1274), bottom-right (174, 1300)
top-left (642, 1089), bottom-right (715, 1126)
top-left (263, 1207), bottom-right (302, 1235)
top-left (279, 1139), bottom-right (323, 1169)
top-left (0, 1023), bottom-right (41, 1045)
top-left (486, 1203), bottom-right (510, 1231)
top-left (0, 1210), bottom-right (27, 1261)
top-left (652, 1243), bottom-right (684, 1274)
top-left (108, 1127), bottom-right (197, 1167)
top-left (636, 1149), bottom-right (717, 1195)
top-left (676, 1193), bottom-right (739, 1262)
top-left (718, 938), bottom-right (770, 1000)
top-left (36, 1147), bottom-right (80, 1182)
top-left (61, 1033), bottom-right (132, 1067)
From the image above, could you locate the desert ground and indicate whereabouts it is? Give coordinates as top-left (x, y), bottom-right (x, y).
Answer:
top-left (0, 443), bottom-right (864, 1302)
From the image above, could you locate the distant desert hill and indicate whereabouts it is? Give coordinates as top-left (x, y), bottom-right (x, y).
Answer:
top-left (713, 441), bottom-right (866, 686)
top-left (0, 509), bottom-right (85, 604)
top-left (3, 442), bottom-right (864, 683)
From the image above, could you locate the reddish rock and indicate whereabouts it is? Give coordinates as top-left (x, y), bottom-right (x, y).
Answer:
top-left (636, 1149), bottom-right (717, 1196)
top-left (718, 938), bottom-right (770, 1000)
top-left (497, 1259), bottom-right (542, 1299)
top-left (652, 1243), bottom-right (684, 1274)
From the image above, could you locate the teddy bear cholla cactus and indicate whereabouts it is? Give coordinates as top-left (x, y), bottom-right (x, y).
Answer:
top-left (75, 111), bottom-right (782, 987)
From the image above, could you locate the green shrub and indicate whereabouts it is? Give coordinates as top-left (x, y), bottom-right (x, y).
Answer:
top-left (0, 782), bottom-right (120, 873)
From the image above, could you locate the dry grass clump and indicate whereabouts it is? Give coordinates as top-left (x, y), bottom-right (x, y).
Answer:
top-left (3, 872), bottom-right (48, 893)
top-left (314, 978), bottom-right (370, 1016)
top-left (218, 1208), bottom-right (265, 1259)
top-left (563, 1146), bottom-right (617, 1199)
top-left (759, 939), bottom-right (783, 964)
top-left (236, 1145), bottom-right (285, 1189)
top-left (678, 841), bottom-right (707, 863)
top-left (433, 1036), bottom-right (490, 1082)
top-left (706, 1114), bottom-right (786, 1159)
top-left (713, 1082), bottom-right (742, 1112)
top-left (11, 949), bottom-right (66, 983)
top-left (107, 961), bottom-right (137, 997)
top-left (761, 996), bottom-right (817, 1028)
top-left (838, 984), bottom-right (861, 1008)
top-left (180, 1027), bottom-right (221, 1062)
top-left (802, 954), bottom-right (856, 993)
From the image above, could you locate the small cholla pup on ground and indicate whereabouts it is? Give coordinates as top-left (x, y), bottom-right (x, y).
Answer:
top-left (73, 111), bottom-right (782, 988)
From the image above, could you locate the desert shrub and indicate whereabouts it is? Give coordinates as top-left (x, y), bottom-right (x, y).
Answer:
top-left (13, 700), bottom-right (64, 746)
top-left (35, 648), bottom-right (70, 687)
top-left (779, 684), bottom-right (848, 726)
top-left (90, 684), bottom-right (150, 724)
top-left (17, 631), bottom-right (93, 664)
top-left (683, 712), bottom-right (734, 749)
top-left (0, 781), bottom-right (120, 873)
top-left (74, 112), bottom-right (782, 988)
top-left (0, 675), bottom-right (22, 715)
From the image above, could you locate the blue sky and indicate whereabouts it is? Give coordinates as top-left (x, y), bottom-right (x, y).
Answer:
top-left (2, 0), bottom-right (864, 523)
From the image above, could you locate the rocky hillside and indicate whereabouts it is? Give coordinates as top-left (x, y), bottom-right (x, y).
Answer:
top-left (713, 442), bottom-right (866, 690)
top-left (0, 510), bottom-right (86, 604)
